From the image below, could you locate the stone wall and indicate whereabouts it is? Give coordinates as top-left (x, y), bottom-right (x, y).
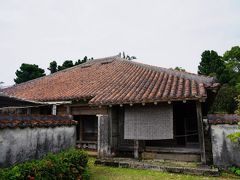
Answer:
top-left (0, 115), bottom-right (77, 168)
top-left (211, 124), bottom-right (240, 168)
top-left (209, 114), bottom-right (240, 168)
top-left (0, 126), bottom-right (76, 168)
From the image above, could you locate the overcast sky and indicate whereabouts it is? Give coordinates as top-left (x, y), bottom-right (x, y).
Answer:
top-left (0, 0), bottom-right (240, 85)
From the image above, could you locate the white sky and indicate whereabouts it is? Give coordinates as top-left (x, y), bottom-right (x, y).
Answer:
top-left (0, 0), bottom-right (240, 85)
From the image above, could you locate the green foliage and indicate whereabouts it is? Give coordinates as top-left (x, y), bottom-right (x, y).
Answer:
top-left (0, 148), bottom-right (89, 180)
top-left (222, 46), bottom-right (240, 87)
top-left (48, 61), bottom-right (58, 74)
top-left (48, 56), bottom-right (93, 74)
top-left (58, 60), bottom-right (74, 71)
top-left (75, 56), bottom-right (93, 66)
top-left (227, 132), bottom-right (240, 143)
top-left (14, 63), bottom-right (46, 84)
top-left (198, 50), bottom-right (225, 79)
top-left (198, 47), bottom-right (240, 113)
top-left (229, 166), bottom-right (240, 176)
top-left (223, 46), bottom-right (240, 73)
top-left (236, 95), bottom-right (240, 115)
top-left (210, 84), bottom-right (238, 114)
top-left (174, 67), bottom-right (186, 72)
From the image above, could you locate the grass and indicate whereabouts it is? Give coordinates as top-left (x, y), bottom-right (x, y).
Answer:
top-left (88, 158), bottom-right (239, 180)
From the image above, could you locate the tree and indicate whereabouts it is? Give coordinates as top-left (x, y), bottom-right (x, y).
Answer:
top-left (198, 48), bottom-right (240, 113)
top-left (198, 50), bottom-right (225, 79)
top-left (58, 60), bottom-right (74, 71)
top-left (48, 61), bottom-right (58, 74)
top-left (222, 46), bottom-right (240, 86)
top-left (75, 56), bottom-right (92, 65)
top-left (14, 63), bottom-right (46, 84)
top-left (174, 67), bottom-right (186, 72)
top-left (210, 84), bottom-right (238, 114)
top-left (223, 46), bottom-right (240, 72)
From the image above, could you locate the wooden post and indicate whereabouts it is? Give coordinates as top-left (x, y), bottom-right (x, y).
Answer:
top-left (134, 140), bottom-right (139, 159)
top-left (52, 105), bottom-right (57, 115)
top-left (27, 108), bottom-right (31, 115)
top-left (97, 114), bottom-right (110, 158)
top-left (196, 101), bottom-right (206, 164)
top-left (108, 108), bottom-right (113, 153)
top-left (66, 105), bottom-right (71, 114)
top-left (79, 118), bottom-right (83, 143)
top-left (97, 115), bottom-right (101, 157)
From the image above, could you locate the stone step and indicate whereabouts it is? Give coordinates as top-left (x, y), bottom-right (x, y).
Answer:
top-left (95, 158), bottom-right (220, 177)
top-left (142, 152), bottom-right (201, 162)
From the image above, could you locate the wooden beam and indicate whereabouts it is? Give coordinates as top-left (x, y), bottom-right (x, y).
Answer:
top-left (196, 101), bottom-right (206, 164)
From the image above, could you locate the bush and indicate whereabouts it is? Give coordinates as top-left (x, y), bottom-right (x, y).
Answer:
top-left (0, 148), bottom-right (89, 180)
top-left (229, 166), bottom-right (240, 176)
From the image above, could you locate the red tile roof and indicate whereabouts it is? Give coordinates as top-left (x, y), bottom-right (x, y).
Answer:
top-left (0, 93), bottom-right (43, 108)
top-left (3, 56), bottom-right (219, 105)
top-left (0, 115), bottom-right (77, 129)
top-left (208, 114), bottom-right (240, 124)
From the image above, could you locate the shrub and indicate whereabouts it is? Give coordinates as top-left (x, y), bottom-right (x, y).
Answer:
top-left (0, 148), bottom-right (89, 180)
top-left (229, 166), bottom-right (240, 176)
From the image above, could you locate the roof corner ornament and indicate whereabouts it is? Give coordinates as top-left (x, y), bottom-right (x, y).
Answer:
top-left (154, 101), bottom-right (158, 105)
top-left (168, 101), bottom-right (171, 104)
top-left (117, 52), bottom-right (121, 58)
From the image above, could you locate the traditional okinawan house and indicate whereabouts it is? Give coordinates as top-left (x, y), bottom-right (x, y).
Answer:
top-left (2, 55), bottom-right (220, 164)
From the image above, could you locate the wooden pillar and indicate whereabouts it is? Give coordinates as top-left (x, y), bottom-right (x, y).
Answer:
top-left (27, 108), bottom-right (31, 115)
top-left (108, 108), bottom-right (113, 153)
top-left (66, 105), bottom-right (71, 114)
top-left (79, 118), bottom-right (83, 143)
top-left (196, 101), bottom-right (206, 164)
top-left (97, 114), bottom-right (111, 158)
top-left (52, 105), bottom-right (57, 115)
top-left (134, 140), bottom-right (139, 159)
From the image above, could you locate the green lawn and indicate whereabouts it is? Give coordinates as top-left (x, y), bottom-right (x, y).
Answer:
top-left (88, 158), bottom-right (238, 180)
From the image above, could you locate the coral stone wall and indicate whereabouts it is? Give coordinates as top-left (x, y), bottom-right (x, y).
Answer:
top-left (208, 114), bottom-right (240, 168)
top-left (0, 115), bottom-right (76, 168)
top-left (0, 126), bottom-right (76, 168)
